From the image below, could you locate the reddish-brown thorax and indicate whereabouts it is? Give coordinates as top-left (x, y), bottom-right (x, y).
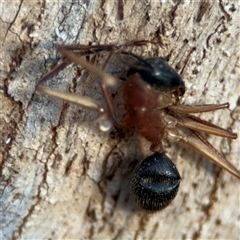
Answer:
top-left (123, 74), bottom-right (167, 152)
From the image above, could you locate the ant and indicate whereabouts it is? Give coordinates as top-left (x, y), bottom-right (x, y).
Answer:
top-left (36, 41), bottom-right (240, 211)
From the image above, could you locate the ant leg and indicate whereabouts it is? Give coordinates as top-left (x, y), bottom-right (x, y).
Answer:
top-left (37, 85), bottom-right (102, 112)
top-left (59, 47), bottom-right (118, 122)
top-left (63, 44), bottom-right (116, 53)
top-left (181, 130), bottom-right (240, 179)
top-left (36, 47), bottom-right (119, 131)
top-left (37, 85), bottom-right (112, 131)
top-left (165, 118), bottom-right (240, 179)
top-left (36, 40), bottom-right (154, 89)
top-left (175, 115), bottom-right (237, 139)
top-left (36, 45), bottom-right (118, 88)
top-left (168, 102), bottom-right (230, 114)
top-left (63, 40), bottom-right (154, 54)
top-left (117, 51), bottom-right (154, 69)
top-left (36, 41), bottom-right (155, 129)
top-left (167, 102), bottom-right (237, 138)
top-left (59, 47), bottom-right (117, 87)
top-left (36, 59), bottom-right (71, 88)
top-left (118, 0), bottom-right (124, 20)
top-left (98, 49), bottom-right (118, 121)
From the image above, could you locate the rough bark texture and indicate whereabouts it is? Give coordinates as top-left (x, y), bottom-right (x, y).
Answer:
top-left (1, 1), bottom-right (239, 239)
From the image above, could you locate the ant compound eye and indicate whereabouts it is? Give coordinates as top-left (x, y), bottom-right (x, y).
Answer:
top-left (131, 153), bottom-right (181, 211)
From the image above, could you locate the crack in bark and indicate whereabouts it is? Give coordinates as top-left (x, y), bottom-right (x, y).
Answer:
top-left (3, 0), bottom-right (24, 41)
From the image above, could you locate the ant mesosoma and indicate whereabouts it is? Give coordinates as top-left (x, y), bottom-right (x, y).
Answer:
top-left (36, 41), bottom-right (239, 211)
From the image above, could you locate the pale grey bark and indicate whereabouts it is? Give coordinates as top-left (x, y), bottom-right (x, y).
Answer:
top-left (1, 1), bottom-right (239, 239)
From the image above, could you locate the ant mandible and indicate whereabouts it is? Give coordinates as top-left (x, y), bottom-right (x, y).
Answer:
top-left (36, 41), bottom-right (240, 211)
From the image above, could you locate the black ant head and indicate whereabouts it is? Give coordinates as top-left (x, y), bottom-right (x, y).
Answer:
top-left (127, 57), bottom-right (185, 99)
top-left (131, 152), bottom-right (181, 211)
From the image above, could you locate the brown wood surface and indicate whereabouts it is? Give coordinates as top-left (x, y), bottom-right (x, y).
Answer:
top-left (1, 1), bottom-right (239, 239)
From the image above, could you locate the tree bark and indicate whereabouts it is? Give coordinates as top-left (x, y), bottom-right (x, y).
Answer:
top-left (1, 1), bottom-right (239, 239)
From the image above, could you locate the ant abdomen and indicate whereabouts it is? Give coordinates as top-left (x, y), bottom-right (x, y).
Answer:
top-left (131, 152), bottom-right (181, 211)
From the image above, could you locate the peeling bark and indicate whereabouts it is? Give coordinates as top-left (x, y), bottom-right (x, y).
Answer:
top-left (1, 1), bottom-right (239, 239)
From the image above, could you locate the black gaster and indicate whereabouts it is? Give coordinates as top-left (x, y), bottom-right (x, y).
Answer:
top-left (131, 152), bottom-right (181, 211)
